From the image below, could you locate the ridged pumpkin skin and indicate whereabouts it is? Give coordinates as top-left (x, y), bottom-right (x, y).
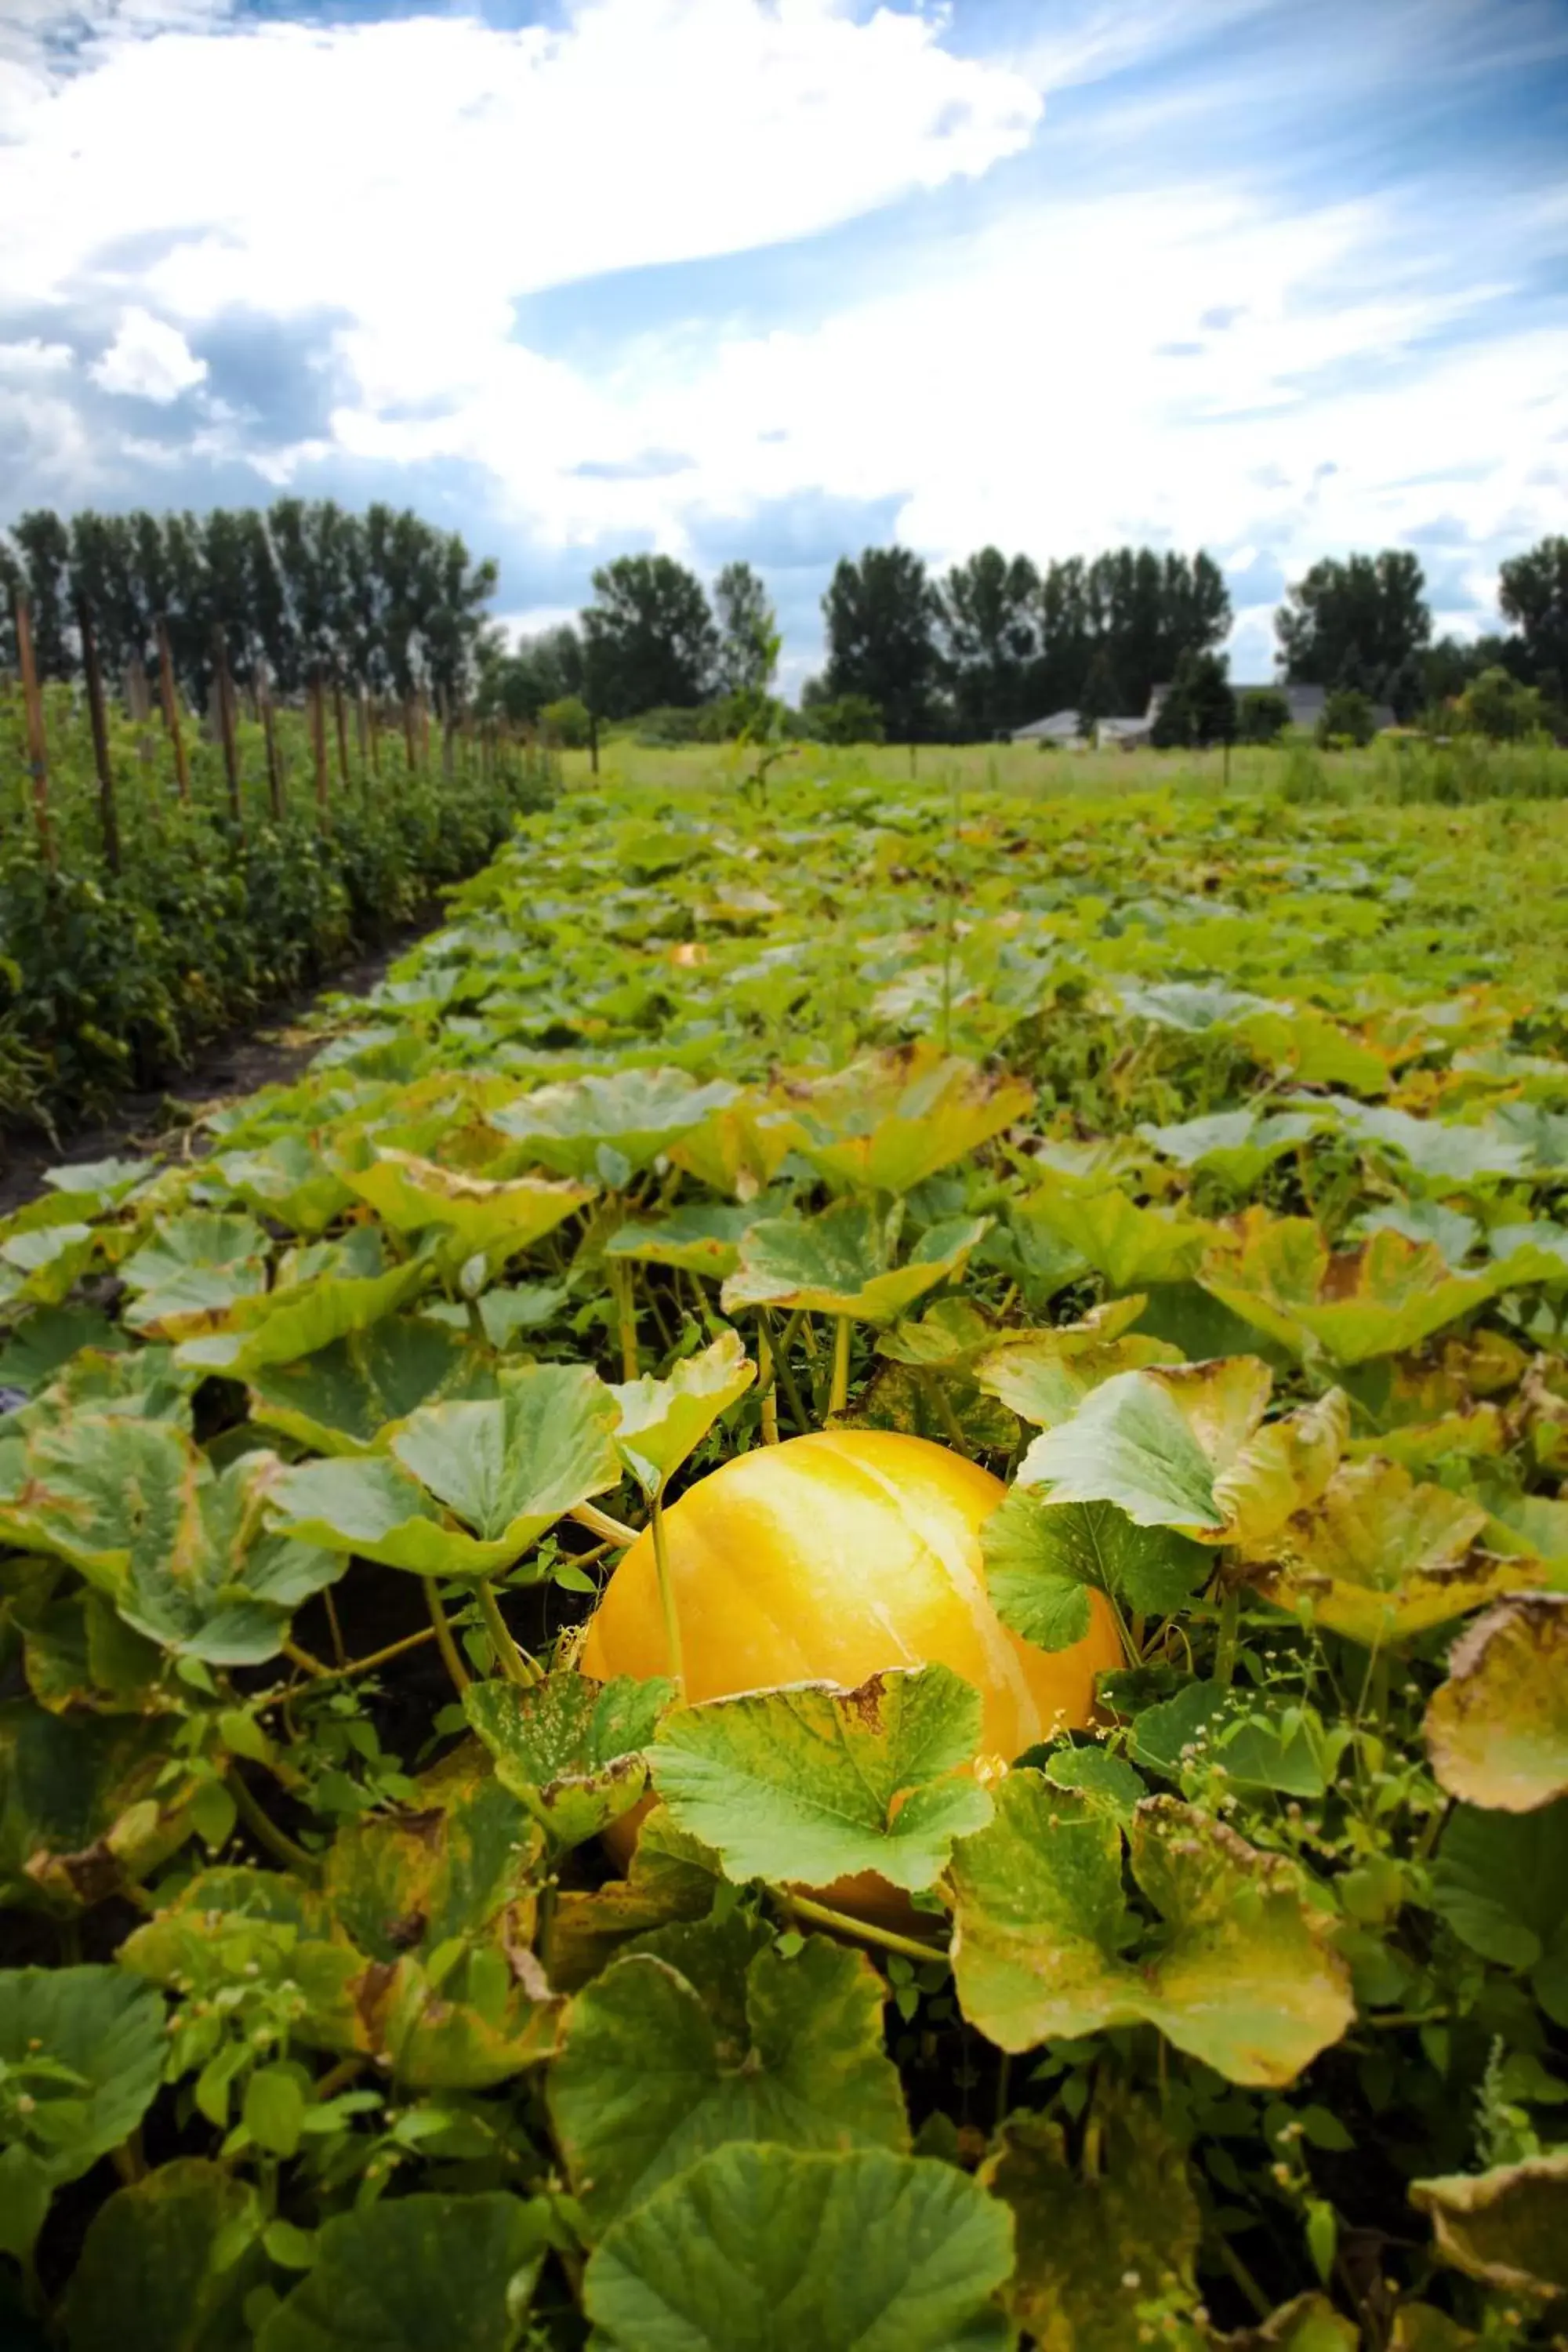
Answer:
top-left (580, 1430), bottom-right (1123, 1896)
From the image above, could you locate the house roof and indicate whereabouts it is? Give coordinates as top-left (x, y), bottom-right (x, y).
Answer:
top-left (1011, 709), bottom-right (1082, 741)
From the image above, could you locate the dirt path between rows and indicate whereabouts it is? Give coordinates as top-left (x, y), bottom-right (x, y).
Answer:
top-left (0, 913), bottom-right (436, 1218)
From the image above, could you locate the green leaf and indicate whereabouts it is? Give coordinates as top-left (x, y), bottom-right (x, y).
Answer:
top-left (652, 1663), bottom-right (993, 1893)
top-left (0, 1222), bottom-right (100, 1307)
top-left (0, 1966), bottom-right (165, 2253)
top-left (1430, 1798), bottom-right (1568, 2012)
top-left (1240, 1458), bottom-right (1539, 1645)
top-left (583, 2143), bottom-right (1014, 2351)
top-left (1128, 1681), bottom-right (1329, 1798)
top-left (0, 1305), bottom-right (120, 1396)
top-left (249, 1317), bottom-right (499, 1456)
top-left (0, 1701), bottom-right (198, 1913)
top-left (243, 2062), bottom-right (307, 2158)
top-left (775, 1046), bottom-right (1033, 1196)
top-left (463, 1671), bottom-right (674, 1849)
top-left (119, 1210), bottom-right (270, 1338)
top-left (490, 1068), bottom-right (739, 1178)
top-left (611, 1329), bottom-right (756, 1495)
top-left (342, 1149), bottom-right (591, 1267)
top-left (973, 1311), bottom-right (1181, 1429)
top-left (721, 1200), bottom-right (989, 1324)
top-left (545, 1806), bottom-right (723, 1992)
top-left (323, 1758), bottom-right (543, 1963)
top-left (1041, 1746), bottom-right (1148, 1828)
top-left (1410, 2153), bottom-right (1568, 2298)
top-left (1139, 1108), bottom-right (1324, 1191)
top-left (270, 1364), bottom-right (620, 1580)
top-left (949, 1781), bottom-right (1353, 2084)
top-left (983, 1489), bottom-right (1208, 1651)
top-left (1012, 1180), bottom-right (1211, 1293)
top-left (118, 1867), bottom-right (364, 2060)
top-left (1017, 1359), bottom-right (1346, 1548)
top-left (1425, 1595), bottom-right (1568, 1811)
top-left (1201, 1214), bottom-right (1498, 1367)
top-left (547, 1913), bottom-right (907, 2233)
top-left (212, 1135), bottom-right (356, 1236)
top-left (606, 1204), bottom-right (763, 1280)
top-left (256, 2192), bottom-right (553, 2352)
top-left (982, 2097), bottom-right (1201, 2351)
top-left (175, 1227), bottom-right (429, 1377)
top-left (62, 2160), bottom-right (267, 2352)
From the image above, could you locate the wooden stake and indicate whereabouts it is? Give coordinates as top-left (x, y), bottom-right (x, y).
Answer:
top-left (402, 693), bottom-right (417, 775)
top-left (155, 618), bottom-right (190, 801)
top-left (125, 654), bottom-right (151, 724)
top-left (332, 671), bottom-right (351, 791)
top-left (13, 594), bottom-right (56, 872)
top-left (365, 688), bottom-right (381, 778)
top-left (310, 668), bottom-right (330, 819)
top-left (76, 593), bottom-right (122, 876)
top-left (211, 622), bottom-right (243, 832)
top-left (256, 662), bottom-right (284, 822)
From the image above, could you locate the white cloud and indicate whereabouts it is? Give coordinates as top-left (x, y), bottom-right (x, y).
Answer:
top-left (0, 338), bottom-right (74, 378)
top-left (89, 306), bottom-right (208, 401)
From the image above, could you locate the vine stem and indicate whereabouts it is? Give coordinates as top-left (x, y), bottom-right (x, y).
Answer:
top-left (828, 1314), bottom-right (851, 1419)
top-left (650, 1486), bottom-right (685, 1697)
top-left (1213, 1586), bottom-right (1241, 1690)
top-left (608, 1257), bottom-right (641, 1381)
top-left (757, 1313), bottom-right (781, 1444)
top-left (782, 1892), bottom-right (949, 1968)
top-left (423, 1577), bottom-right (471, 1697)
top-left (477, 1581), bottom-right (542, 1686)
top-left (570, 1500), bottom-right (641, 1548)
top-left (766, 1311), bottom-right (811, 1435)
top-left (227, 1768), bottom-right (319, 1880)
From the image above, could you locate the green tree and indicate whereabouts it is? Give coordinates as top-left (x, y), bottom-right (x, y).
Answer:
top-left (477, 625), bottom-right (584, 724)
top-left (822, 546), bottom-right (941, 742)
top-left (1236, 687), bottom-right (1290, 744)
top-left (11, 508), bottom-right (73, 677)
top-left (1076, 646), bottom-right (1123, 740)
top-left (713, 561), bottom-right (778, 697)
top-left (1317, 686), bottom-right (1378, 746)
top-left (1152, 649), bottom-right (1236, 748)
top-left (937, 547), bottom-right (1040, 738)
top-left (800, 691), bottom-right (885, 746)
top-left (581, 554), bottom-right (717, 718)
top-left (1276, 551), bottom-right (1430, 696)
top-left (1454, 666), bottom-right (1547, 742)
top-left (1500, 536), bottom-right (1568, 689)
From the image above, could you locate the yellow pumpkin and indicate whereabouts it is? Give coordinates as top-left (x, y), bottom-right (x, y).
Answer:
top-left (579, 1429), bottom-right (1123, 1911)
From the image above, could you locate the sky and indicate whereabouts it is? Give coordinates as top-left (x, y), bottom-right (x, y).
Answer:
top-left (1, 0), bottom-right (1566, 695)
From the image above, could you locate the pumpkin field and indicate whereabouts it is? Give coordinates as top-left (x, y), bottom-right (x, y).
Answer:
top-left (7, 761), bottom-right (1568, 2350)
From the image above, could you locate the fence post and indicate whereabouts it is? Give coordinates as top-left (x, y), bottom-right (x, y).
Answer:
top-left (310, 666), bottom-right (330, 822)
top-left (13, 594), bottom-right (56, 873)
top-left (211, 622), bottom-right (243, 833)
top-left (365, 688), bottom-right (381, 779)
top-left (402, 693), bottom-right (417, 775)
top-left (76, 593), bottom-right (122, 876)
top-left (256, 662), bottom-right (284, 821)
top-left (332, 671), bottom-right (351, 793)
top-left (589, 707), bottom-right (600, 775)
top-left (155, 618), bottom-right (191, 800)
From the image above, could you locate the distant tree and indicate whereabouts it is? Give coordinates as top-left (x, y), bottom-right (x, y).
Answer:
top-left (802, 691), bottom-right (885, 746)
top-left (1033, 557), bottom-right (1092, 714)
top-left (1076, 647), bottom-right (1123, 740)
top-left (1501, 536), bottom-right (1568, 689)
top-left (1152, 649), bottom-right (1236, 748)
top-left (10, 509), bottom-right (73, 678)
top-left (822, 547), bottom-right (940, 742)
top-left (1276, 552), bottom-right (1430, 699)
top-left (1454, 666), bottom-right (1548, 742)
top-left (1236, 687), bottom-right (1291, 744)
top-left (1317, 686), bottom-right (1378, 747)
top-left (539, 693), bottom-right (591, 749)
top-left (936, 547), bottom-right (1040, 738)
top-left (713, 561), bottom-right (778, 697)
top-left (581, 554), bottom-right (717, 719)
top-left (478, 624), bottom-right (584, 724)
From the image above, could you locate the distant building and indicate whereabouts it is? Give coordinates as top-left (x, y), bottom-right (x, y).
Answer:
top-left (1012, 677), bottom-right (1396, 749)
top-left (1011, 708), bottom-right (1087, 746)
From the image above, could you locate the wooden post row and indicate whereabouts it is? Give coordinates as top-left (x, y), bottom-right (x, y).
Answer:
top-left (13, 594), bottom-right (56, 872)
top-left (155, 618), bottom-right (191, 801)
top-left (332, 673), bottom-right (351, 793)
top-left (310, 668), bottom-right (330, 819)
top-left (75, 594), bottom-right (122, 876)
top-left (256, 662), bottom-right (284, 822)
top-left (211, 622), bottom-right (243, 833)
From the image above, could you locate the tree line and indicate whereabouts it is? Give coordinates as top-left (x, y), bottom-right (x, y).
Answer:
top-left (8, 495), bottom-right (1566, 745)
top-left (0, 500), bottom-right (497, 710)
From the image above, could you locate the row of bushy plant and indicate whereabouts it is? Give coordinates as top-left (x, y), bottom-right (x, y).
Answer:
top-left (0, 687), bottom-right (554, 1138)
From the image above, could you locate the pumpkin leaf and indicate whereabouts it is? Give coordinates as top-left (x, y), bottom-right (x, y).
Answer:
top-left (1238, 1458), bottom-right (1540, 1645)
top-left (548, 1912), bottom-right (907, 2234)
top-left (973, 1317), bottom-right (1182, 1429)
top-left (61, 2160), bottom-right (267, 2352)
top-left (1410, 2154), bottom-right (1568, 2299)
top-left (611, 1329), bottom-right (756, 1496)
top-left (1429, 1799), bottom-right (1568, 2017)
top-left (0, 1966), bottom-right (165, 2258)
top-left (490, 1068), bottom-right (739, 1179)
top-left (774, 1046), bottom-right (1032, 1195)
top-left (212, 1136), bottom-right (356, 1236)
top-left (256, 2192), bottom-right (554, 2352)
top-left (720, 1200), bottom-right (988, 1324)
top-left (949, 1781), bottom-right (1353, 2085)
top-left (463, 1671), bottom-right (674, 1849)
top-left (651, 1663), bottom-right (993, 1893)
top-left (1425, 1595), bottom-right (1568, 1810)
top-left (544, 1806), bottom-right (723, 1992)
top-left (1012, 1180), bottom-right (1212, 1294)
top-left (982, 2096), bottom-right (1202, 2352)
top-left (1017, 1359), bottom-right (1346, 1548)
top-left (248, 1319), bottom-right (499, 1457)
top-left (0, 1701), bottom-right (198, 1915)
top-left (119, 1210), bottom-right (270, 1338)
top-left (583, 2143), bottom-right (1014, 2352)
top-left (341, 1148), bottom-right (591, 1269)
top-left (982, 1488), bottom-right (1208, 1651)
top-left (270, 1364), bottom-right (620, 1580)
top-left (1200, 1214), bottom-right (1497, 1367)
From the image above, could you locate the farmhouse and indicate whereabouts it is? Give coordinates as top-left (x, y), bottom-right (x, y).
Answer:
top-left (1011, 679), bottom-right (1396, 746)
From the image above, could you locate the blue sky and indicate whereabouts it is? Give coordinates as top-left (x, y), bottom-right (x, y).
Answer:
top-left (2, 0), bottom-right (1565, 692)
